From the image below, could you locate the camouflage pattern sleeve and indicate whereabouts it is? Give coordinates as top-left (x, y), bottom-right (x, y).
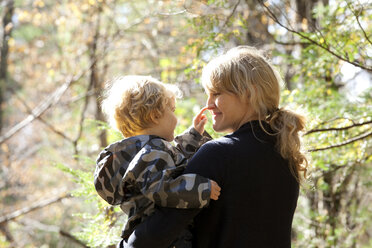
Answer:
top-left (129, 146), bottom-right (211, 209)
top-left (174, 127), bottom-right (213, 159)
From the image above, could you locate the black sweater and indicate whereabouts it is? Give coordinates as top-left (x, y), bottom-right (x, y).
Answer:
top-left (126, 120), bottom-right (299, 248)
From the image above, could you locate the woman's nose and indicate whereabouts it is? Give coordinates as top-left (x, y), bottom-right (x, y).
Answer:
top-left (206, 97), bottom-right (214, 108)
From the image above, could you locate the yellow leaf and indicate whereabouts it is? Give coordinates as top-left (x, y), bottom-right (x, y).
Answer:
top-left (319, 38), bottom-right (324, 44)
top-left (33, 0), bottom-right (45, 8)
top-left (215, 33), bottom-right (224, 41)
top-left (34, 12), bottom-right (42, 22)
top-left (187, 38), bottom-right (195, 45)
top-left (301, 18), bottom-right (308, 31)
top-left (1, 143), bottom-right (9, 153)
top-left (48, 69), bottom-right (55, 77)
top-left (144, 18), bottom-right (151, 24)
top-left (170, 30), bottom-right (178, 37)
top-left (326, 89), bottom-right (332, 95)
top-left (8, 38), bottom-right (15, 47)
top-left (232, 29), bottom-right (240, 36)
top-left (38, 0), bottom-right (45, 8)
top-left (261, 15), bottom-right (267, 25)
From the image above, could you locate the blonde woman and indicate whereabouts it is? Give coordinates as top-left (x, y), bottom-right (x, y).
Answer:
top-left (125, 46), bottom-right (308, 248)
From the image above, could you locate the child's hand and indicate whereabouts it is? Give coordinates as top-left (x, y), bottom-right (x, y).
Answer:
top-left (210, 180), bottom-right (221, 200)
top-left (193, 107), bottom-right (210, 135)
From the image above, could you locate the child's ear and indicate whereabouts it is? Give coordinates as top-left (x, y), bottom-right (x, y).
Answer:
top-left (150, 112), bottom-right (160, 124)
top-left (152, 118), bottom-right (159, 124)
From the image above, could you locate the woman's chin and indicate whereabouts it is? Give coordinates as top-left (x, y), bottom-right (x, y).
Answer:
top-left (212, 123), bottom-right (222, 132)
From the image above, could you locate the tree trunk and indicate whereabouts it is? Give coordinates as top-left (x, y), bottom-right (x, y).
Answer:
top-left (89, 9), bottom-right (107, 148)
top-left (0, 0), bottom-right (14, 133)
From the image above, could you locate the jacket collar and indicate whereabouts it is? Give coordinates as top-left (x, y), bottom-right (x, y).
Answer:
top-left (232, 120), bottom-right (276, 143)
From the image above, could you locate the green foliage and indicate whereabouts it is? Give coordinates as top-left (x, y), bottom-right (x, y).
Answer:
top-left (12, 24), bottom-right (43, 42)
top-left (56, 161), bottom-right (124, 247)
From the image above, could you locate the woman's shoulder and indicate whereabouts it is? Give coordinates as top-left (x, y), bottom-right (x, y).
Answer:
top-left (195, 137), bottom-right (233, 158)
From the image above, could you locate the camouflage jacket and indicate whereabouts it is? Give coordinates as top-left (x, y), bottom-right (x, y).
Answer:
top-left (94, 127), bottom-right (212, 239)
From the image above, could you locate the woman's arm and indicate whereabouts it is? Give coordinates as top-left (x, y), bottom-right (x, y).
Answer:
top-left (126, 207), bottom-right (200, 247)
top-left (126, 141), bottom-right (226, 247)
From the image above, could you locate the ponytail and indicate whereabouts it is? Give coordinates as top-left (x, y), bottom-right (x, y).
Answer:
top-left (265, 108), bottom-right (308, 182)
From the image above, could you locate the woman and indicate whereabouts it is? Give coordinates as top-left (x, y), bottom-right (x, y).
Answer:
top-left (123, 46), bottom-right (308, 248)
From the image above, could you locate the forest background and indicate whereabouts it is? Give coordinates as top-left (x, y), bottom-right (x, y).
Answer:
top-left (0, 0), bottom-right (371, 247)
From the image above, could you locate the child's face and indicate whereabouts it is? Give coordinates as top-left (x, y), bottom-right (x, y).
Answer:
top-left (156, 98), bottom-right (178, 141)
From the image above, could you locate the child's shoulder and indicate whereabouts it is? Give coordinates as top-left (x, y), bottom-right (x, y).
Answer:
top-left (144, 136), bottom-right (170, 150)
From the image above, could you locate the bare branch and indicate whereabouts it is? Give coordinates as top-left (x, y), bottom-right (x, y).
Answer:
top-left (60, 230), bottom-right (89, 248)
top-left (305, 120), bottom-right (372, 135)
top-left (347, 1), bottom-right (372, 45)
top-left (17, 218), bottom-right (88, 248)
top-left (9, 88), bottom-right (73, 142)
top-left (73, 8), bottom-right (102, 156)
top-left (222, 0), bottom-right (241, 28)
top-left (308, 130), bottom-right (372, 152)
top-left (0, 75), bottom-right (77, 145)
top-left (0, 193), bottom-right (71, 225)
top-left (156, 10), bottom-right (187, 16)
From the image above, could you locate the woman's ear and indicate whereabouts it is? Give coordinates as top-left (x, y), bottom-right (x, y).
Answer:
top-left (241, 89), bottom-right (251, 104)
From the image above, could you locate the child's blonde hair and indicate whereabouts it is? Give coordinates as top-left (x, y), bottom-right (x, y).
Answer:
top-left (202, 46), bottom-right (308, 182)
top-left (101, 75), bottom-right (181, 137)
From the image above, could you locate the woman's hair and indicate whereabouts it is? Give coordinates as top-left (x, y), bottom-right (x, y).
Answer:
top-left (202, 46), bottom-right (308, 181)
top-left (101, 75), bottom-right (181, 137)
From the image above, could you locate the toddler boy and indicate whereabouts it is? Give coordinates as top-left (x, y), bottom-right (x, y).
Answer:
top-left (94, 75), bottom-right (220, 247)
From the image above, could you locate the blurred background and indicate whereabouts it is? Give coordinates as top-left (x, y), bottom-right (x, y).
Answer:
top-left (0, 0), bottom-right (371, 247)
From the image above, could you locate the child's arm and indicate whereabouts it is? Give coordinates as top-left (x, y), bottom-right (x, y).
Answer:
top-left (129, 147), bottom-right (220, 209)
top-left (174, 107), bottom-right (212, 158)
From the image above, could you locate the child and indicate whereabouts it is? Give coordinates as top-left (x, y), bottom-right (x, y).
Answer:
top-left (94, 75), bottom-right (220, 247)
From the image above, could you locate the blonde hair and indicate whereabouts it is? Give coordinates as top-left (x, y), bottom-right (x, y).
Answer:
top-left (101, 75), bottom-right (181, 137)
top-left (202, 46), bottom-right (308, 181)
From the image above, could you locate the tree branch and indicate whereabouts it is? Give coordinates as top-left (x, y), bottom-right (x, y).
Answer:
top-left (308, 130), bottom-right (372, 152)
top-left (0, 193), bottom-right (71, 225)
top-left (60, 230), bottom-right (89, 248)
top-left (73, 8), bottom-right (102, 156)
top-left (17, 218), bottom-right (88, 247)
top-left (0, 73), bottom-right (83, 145)
top-left (347, 1), bottom-right (372, 45)
top-left (257, 0), bottom-right (372, 71)
top-left (9, 87), bottom-right (73, 142)
top-left (222, 0), bottom-right (241, 27)
top-left (305, 120), bottom-right (372, 135)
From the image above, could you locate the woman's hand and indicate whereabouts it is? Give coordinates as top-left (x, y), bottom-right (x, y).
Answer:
top-left (210, 180), bottom-right (221, 200)
top-left (193, 106), bottom-right (210, 135)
